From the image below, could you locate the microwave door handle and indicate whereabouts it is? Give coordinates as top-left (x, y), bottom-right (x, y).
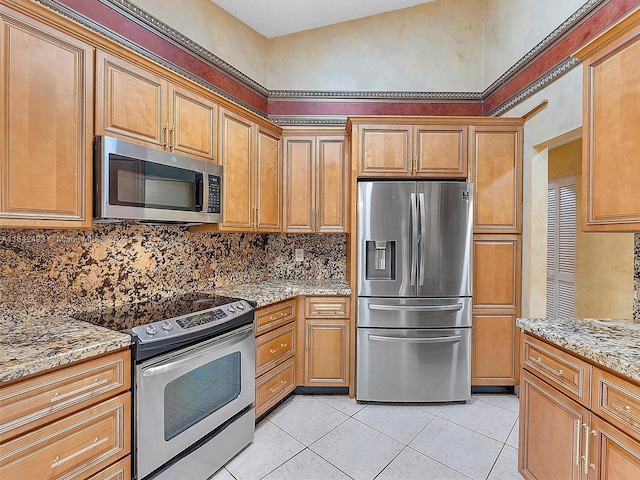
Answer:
top-left (195, 173), bottom-right (204, 211)
top-left (410, 192), bottom-right (418, 286)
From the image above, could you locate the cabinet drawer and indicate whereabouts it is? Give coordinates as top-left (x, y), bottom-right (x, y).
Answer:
top-left (255, 357), bottom-right (295, 418)
top-left (0, 350), bottom-right (130, 443)
top-left (87, 455), bottom-right (131, 480)
top-left (255, 299), bottom-right (296, 335)
top-left (255, 324), bottom-right (295, 376)
top-left (305, 296), bottom-right (350, 318)
top-left (0, 393), bottom-right (131, 480)
top-left (522, 335), bottom-right (591, 407)
top-left (592, 366), bottom-right (640, 441)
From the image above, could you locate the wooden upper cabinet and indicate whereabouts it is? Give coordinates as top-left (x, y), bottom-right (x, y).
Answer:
top-left (0, 7), bottom-right (93, 227)
top-left (470, 124), bottom-right (523, 233)
top-left (217, 108), bottom-right (282, 232)
top-left (283, 131), bottom-right (349, 233)
top-left (96, 50), bottom-right (216, 162)
top-left (574, 9), bottom-right (640, 231)
top-left (415, 125), bottom-right (467, 177)
top-left (349, 117), bottom-right (469, 178)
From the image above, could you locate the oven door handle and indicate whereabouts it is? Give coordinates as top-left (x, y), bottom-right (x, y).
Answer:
top-left (141, 325), bottom-right (253, 378)
top-left (368, 334), bottom-right (462, 344)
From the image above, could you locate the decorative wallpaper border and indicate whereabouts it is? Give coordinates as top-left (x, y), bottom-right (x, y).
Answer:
top-left (39, 0), bottom-right (616, 124)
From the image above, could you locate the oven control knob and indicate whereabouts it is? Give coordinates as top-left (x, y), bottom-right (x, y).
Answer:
top-left (161, 321), bottom-right (173, 331)
top-left (145, 324), bottom-right (158, 336)
top-left (227, 305), bottom-right (235, 313)
top-left (236, 302), bottom-right (245, 310)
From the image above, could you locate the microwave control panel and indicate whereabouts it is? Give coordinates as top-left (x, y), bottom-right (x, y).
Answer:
top-left (208, 175), bottom-right (221, 214)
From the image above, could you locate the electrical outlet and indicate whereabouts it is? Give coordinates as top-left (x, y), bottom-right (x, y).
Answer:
top-left (294, 248), bottom-right (304, 262)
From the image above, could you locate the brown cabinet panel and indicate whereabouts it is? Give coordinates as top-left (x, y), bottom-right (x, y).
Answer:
top-left (473, 235), bottom-right (521, 310)
top-left (590, 415), bottom-right (640, 478)
top-left (575, 10), bottom-right (640, 231)
top-left (304, 320), bottom-right (350, 385)
top-left (87, 455), bottom-right (131, 480)
top-left (317, 136), bottom-right (349, 232)
top-left (519, 369), bottom-right (589, 480)
top-left (255, 299), bottom-right (297, 336)
top-left (358, 125), bottom-right (412, 176)
top-left (96, 50), bottom-right (166, 148)
top-left (592, 366), bottom-right (640, 441)
top-left (415, 125), bottom-right (467, 178)
top-left (0, 8), bottom-right (93, 227)
top-left (470, 125), bottom-right (522, 232)
top-left (255, 357), bottom-right (295, 418)
top-left (169, 85), bottom-right (217, 162)
top-left (471, 314), bottom-right (518, 386)
top-left (284, 136), bottom-right (314, 232)
top-left (255, 324), bottom-right (296, 376)
top-left (0, 393), bottom-right (131, 480)
top-left (255, 126), bottom-right (282, 231)
top-left (305, 296), bottom-right (350, 318)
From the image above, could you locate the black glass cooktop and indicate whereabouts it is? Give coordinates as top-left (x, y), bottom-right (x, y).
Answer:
top-left (75, 293), bottom-right (250, 331)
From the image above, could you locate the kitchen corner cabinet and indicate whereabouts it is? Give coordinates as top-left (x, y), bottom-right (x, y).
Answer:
top-left (469, 124), bottom-right (523, 233)
top-left (298, 296), bottom-right (351, 386)
top-left (216, 108), bottom-right (282, 232)
top-left (574, 8), bottom-right (640, 232)
top-left (0, 349), bottom-right (131, 480)
top-left (254, 299), bottom-right (297, 418)
top-left (283, 130), bottom-right (349, 233)
top-left (348, 117), bottom-right (467, 178)
top-left (519, 333), bottom-right (640, 479)
top-left (96, 50), bottom-right (217, 162)
top-left (471, 234), bottom-right (521, 386)
top-left (0, 7), bottom-right (93, 228)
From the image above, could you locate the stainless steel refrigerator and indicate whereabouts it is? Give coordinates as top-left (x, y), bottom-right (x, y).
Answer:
top-left (356, 181), bottom-right (473, 402)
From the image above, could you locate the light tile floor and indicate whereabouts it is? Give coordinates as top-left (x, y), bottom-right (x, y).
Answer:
top-left (213, 394), bottom-right (522, 480)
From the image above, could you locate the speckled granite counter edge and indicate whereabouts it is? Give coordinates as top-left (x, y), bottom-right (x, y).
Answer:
top-left (517, 317), bottom-right (640, 383)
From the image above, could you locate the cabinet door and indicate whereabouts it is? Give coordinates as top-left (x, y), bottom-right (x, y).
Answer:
top-left (0, 9), bottom-right (93, 227)
top-left (284, 136), bottom-right (315, 232)
top-left (316, 136), bottom-right (349, 232)
top-left (519, 369), bottom-right (589, 480)
top-left (473, 235), bottom-right (521, 310)
top-left (470, 125), bottom-right (522, 232)
top-left (357, 125), bottom-right (412, 176)
top-left (590, 416), bottom-right (640, 479)
top-left (255, 126), bottom-right (282, 231)
top-left (169, 84), bottom-right (217, 162)
top-left (415, 125), bottom-right (467, 178)
top-left (304, 319), bottom-right (349, 386)
top-left (96, 50), bottom-right (166, 148)
top-left (218, 109), bottom-right (253, 230)
top-left (578, 14), bottom-right (640, 231)
top-left (471, 313), bottom-right (518, 386)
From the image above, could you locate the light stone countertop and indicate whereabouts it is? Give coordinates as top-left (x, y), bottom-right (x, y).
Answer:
top-left (0, 278), bottom-right (351, 384)
top-left (517, 317), bottom-right (640, 383)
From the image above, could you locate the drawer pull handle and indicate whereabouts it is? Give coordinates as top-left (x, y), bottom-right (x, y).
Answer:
top-left (269, 312), bottom-right (288, 321)
top-left (269, 380), bottom-right (288, 393)
top-left (574, 420), bottom-right (581, 466)
top-left (51, 437), bottom-right (108, 468)
top-left (581, 423), bottom-right (596, 475)
top-left (314, 304), bottom-right (343, 313)
top-left (531, 357), bottom-right (563, 377)
top-left (610, 403), bottom-right (640, 423)
top-left (51, 378), bottom-right (108, 402)
top-left (269, 343), bottom-right (288, 354)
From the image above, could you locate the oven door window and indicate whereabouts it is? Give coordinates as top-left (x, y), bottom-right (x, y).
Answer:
top-left (108, 154), bottom-right (203, 212)
top-left (164, 351), bottom-right (241, 440)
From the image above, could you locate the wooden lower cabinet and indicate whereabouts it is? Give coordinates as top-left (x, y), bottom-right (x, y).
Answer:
top-left (255, 357), bottom-right (296, 418)
top-left (520, 333), bottom-right (640, 479)
top-left (304, 320), bottom-right (350, 385)
top-left (471, 313), bottom-right (518, 385)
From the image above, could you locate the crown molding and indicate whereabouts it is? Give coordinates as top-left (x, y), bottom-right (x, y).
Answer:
top-left (268, 90), bottom-right (483, 102)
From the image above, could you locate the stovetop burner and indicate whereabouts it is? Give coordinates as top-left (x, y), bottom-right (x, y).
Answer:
top-left (76, 293), bottom-right (250, 331)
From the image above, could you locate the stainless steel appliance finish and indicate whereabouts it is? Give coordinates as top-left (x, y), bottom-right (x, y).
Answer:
top-left (356, 181), bottom-right (473, 403)
top-left (136, 324), bottom-right (255, 479)
top-left (94, 135), bottom-right (222, 224)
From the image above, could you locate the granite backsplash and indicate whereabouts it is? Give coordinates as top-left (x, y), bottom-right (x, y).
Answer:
top-left (0, 223), bottom-right (346, 316)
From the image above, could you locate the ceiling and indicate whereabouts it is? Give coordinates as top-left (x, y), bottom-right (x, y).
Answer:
top-left (211, 0), bottom-right (437, 38)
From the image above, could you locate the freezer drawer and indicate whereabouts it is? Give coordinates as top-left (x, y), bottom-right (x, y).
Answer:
top-left (357, 297), bottom-right (471, 329)
top-left (356, 327), bottom-right (471, 402)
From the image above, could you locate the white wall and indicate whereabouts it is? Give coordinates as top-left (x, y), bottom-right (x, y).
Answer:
top-left (131, 0), bottom-right (269, 86)
top-left (483, 0), bottom-right (585, 89)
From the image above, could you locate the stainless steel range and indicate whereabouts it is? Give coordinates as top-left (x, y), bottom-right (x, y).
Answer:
top-left (76, 293), bottom-right (256, 480)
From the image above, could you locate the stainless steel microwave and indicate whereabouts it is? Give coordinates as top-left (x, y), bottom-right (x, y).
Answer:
top-left (94, 136), bottom-right (222, 224)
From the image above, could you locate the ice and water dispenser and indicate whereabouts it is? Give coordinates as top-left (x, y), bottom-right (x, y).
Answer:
top-left (364, 240), bottom-right (396, 280)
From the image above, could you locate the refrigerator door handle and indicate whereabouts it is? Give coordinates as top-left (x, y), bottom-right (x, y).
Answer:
top-left (410, 192), bottom-right (418, 286)
top-left (418, 192), bottom-right (426, 286)
top-left (368, 334), bottom-right (462, 344)
top-left (368, 303), bottom-right (463, 312)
